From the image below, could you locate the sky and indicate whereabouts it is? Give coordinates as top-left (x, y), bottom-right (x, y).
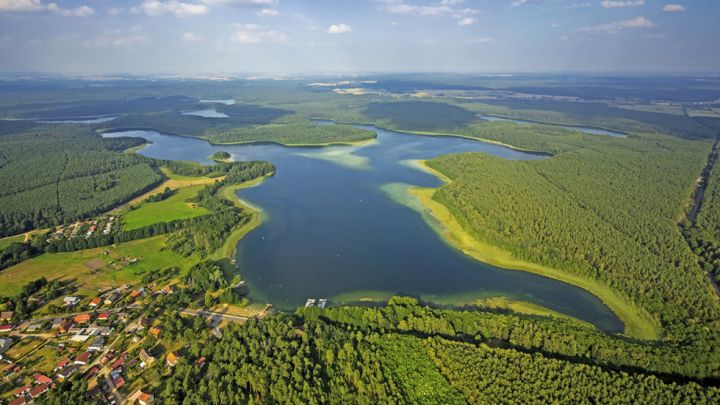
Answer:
top-left (0, 0), bottom-right (717, 74)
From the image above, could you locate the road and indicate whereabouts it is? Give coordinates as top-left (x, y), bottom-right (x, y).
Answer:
top-left (180, 309), bottom-right (250, 324)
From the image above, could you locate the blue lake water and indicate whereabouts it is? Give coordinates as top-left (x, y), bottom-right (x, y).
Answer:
top-left (103, 126), bottom-right (623, 333)
top-left (477, 114), bottom-right (626, 137)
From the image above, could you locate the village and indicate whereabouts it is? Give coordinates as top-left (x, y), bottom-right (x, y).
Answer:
top-left (47, 215), bottom-right (120, 242)
top-left (0, 277), bottom-right (267, 405)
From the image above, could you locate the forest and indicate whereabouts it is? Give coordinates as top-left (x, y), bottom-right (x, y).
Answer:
top-left (422, 119), bottom-right (719, 343)
top-left (0, 123), bottom-right (162, 237)
top-left (117, 297), bottom-right (720, 404)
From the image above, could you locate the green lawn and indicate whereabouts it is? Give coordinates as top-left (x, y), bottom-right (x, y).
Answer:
top-left (122, 184), bottom-right (211, 231)
top-left (0, 236), bottom-right (200, 297)
top-left (0, 233), bottom-right (25, 249)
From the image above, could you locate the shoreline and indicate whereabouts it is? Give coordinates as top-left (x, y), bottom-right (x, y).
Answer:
top-left (407, 159), bottom-right (661, 340)
top-left (98, 126), bottom-right (378, 148)
top-left (210, 173), bottom-right (274, 263)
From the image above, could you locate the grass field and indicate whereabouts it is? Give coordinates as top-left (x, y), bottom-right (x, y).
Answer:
top-left (0, 233), bottom-right (25, 249)
top-left (0, 236), bottom-right (200, 297)
top-left (406, 160), bottom-right (660, 340)
top-left (122, 184), bottom-right (211, 231)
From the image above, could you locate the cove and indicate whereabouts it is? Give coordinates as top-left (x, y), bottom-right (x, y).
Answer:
top-left (103, 126), bottom-right (623, 333)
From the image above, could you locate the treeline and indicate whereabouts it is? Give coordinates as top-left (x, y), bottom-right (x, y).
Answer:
top-left (146, 187), bottom-right (176, 203)
top-left (425, 125), bottom-right (720, 341)
top-left (206, 123), bottom-right (376, 145)
top-left (1, 277), bottom-right (63, 321)
top-left (0, 123), bottom-right (162, 236)
top-left (299, 297), bottom-right (720, 380)
top-left (141, 298), bottom-right (719, 404)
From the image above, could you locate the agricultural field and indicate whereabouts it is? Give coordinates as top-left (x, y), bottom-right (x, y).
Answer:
top-left (121, 185), bottom-right (211, 231)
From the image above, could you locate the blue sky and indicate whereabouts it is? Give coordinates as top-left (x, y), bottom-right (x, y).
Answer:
top-left (0, 0), bottom-right (717, 74)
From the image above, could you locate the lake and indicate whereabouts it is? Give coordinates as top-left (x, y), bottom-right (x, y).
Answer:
top-left (104, 125), bottom-right (623, 333)
top-left (477, 114), bottom-right (626, 137)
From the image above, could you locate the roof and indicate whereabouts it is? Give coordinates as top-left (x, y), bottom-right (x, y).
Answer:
top-left (15, 385), bottom-right (31, 395)
top-left (74, 314), bottom-right (91, 323)
top-left (56, 358), bottom-right (70, 368)
top-left (29, 383), bottom-right (51, 397)
top-left (139, 392), bottom-right (154, 403)
top-left (9, 397), bottom-right (26, 405)
top-left (97, 312), bottom-right (110, 320)
top-left (75, 352), bottom-right (90, 363)
top-left (89, 297), bottom-right (101, 306)
top-left (1, 311), bottom-right (13, 319)
top-left (34, 373), bottom-right (52, 384)
top-left (0, 324), bottom-right (15, 331)
top-left (149, 327), bottom-right (161, 336)
top-left (166, 352), bottom-right (180, 365)
top-left (112, 374), bottom-right (125, 388)
top-left (63, 296), bottom-right (79, 302)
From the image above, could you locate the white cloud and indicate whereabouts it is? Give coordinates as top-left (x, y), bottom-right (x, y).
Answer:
top-left (376, 0), bottom-right (477, 17)
top-left (511, 0), bottom-right (545, 6)
top-left (327, 23), bottom-right (352, 34)
top-left (466, 37), bottom-right (493, 43)
top-left (47, 3), bottom-right (94, 17)
top-left (200, 0), bottom-right (275, 6)
top-left (662, 4), bottom-right (685, 12)
top-left (564, 2), bottom-right (591, 8)
top-left (601, 0), bottom-right (644, 8)
top-left (132, 1), bottom-right (208, 17)
top-left (230, 24), bottom-right (287, 43)
top-left (578, 15), bottom-right (654, 33)
top-left (182, 31), bottom-right (202, 42)
top-left (0, 0), bottom-right (94, 16)
top-left (457, 17), bottom-right (475, 26)
top-left (0, 0), bottom-right (44, 12)
top-left (108, 7), bottom-right (124, 15)
top-left (257, 8), bottom-right (277, 16)
top-left (84, 26), bottom-right (147, 48)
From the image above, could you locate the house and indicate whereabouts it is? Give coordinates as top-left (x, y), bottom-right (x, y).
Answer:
top-left (57, 365), bottom-right (79, 380)
top-left (163, 285), bottom-right (173, 295)
top-left (166, 352), bottom-right (180, 367)
top-left (9, 396), bottom-right (26, 405)
top-left (51, 318), bottom-right (63, 329)
top-left (0, 337), bottom-right (13, 354)
top-left (1, 311), bottom-right (13, 321)
top-left (74, 313), bottom-right (91, 324)
top-left (75, 351), bottom-right (91, 365)
top-left (25, 323), bottom-right (41, 332)
top-left (34, 373), bottom-right (52, 384)
top-left (29, 383), bottom-right (51, 398)
top-left (139, 317), bottom-right (149, 328)
top-left (59, 320), bottom-right (74, 333)
top-left (112, 373), bottom-right (125, 389)
top-left (138, 391), bottom-right (154, 405)
top-left (97, 312), bottom-right (110, 321)
top-left (63, 296), bottom-right (80, 306)
top-left (130, 290), bottom-right (142, 299)
top-left (111, 355), bottom-right (126, 370)
top-left (84, 366), bottom-right (99, 380)
top-left (139, 349), bottom-right (155, 365)
top-left (70, 334), bottom-right (90, 343)
top-left (88, 336), bottom-right (105, 352)
top-left (197, 356), bottom-right (206, 369)
top-left (15, 385), bottom-right (31, 397)
top-left (104, 293), bottom-right (118, 305)
top-left (55, 358), bottom-right (70, 370)
top-left (89, 297), bottom-right (101, 307)
top-left (0, 324), bottom-right (15, 333)
top-left (149, 327), bottom-right (161, 337)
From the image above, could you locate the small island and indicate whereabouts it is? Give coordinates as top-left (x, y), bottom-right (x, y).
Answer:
top-left (210, 151), bottom-right (233, 163)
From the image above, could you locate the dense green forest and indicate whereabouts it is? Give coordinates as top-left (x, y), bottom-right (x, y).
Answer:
top-left (138, 298), bottom-right (720, 404)
top-left (0, 123), bottom-right (162, 236)
top-left (424, 120), bottom-right (719, 343)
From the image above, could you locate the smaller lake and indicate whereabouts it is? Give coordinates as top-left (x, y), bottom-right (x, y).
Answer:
top-left (182, 109), bottom-right (229, 118)
top-left (200, 99), bottom-right (235, 105)
top-left (36, 116), bottom-right (118, 124)
top-left (477, 114), bottom-right (626, 137)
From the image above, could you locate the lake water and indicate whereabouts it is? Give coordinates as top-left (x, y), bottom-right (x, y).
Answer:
top-left (181, 109), bottom-right (229, 118)
top-left (477, 114), bottom-right (626, 137)
top-left (103, 126), bottom-right (623, 333)
top-left (200, 99), bottom-right (235, 105)
top-left (37, 116), bottom-right (118, 124)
